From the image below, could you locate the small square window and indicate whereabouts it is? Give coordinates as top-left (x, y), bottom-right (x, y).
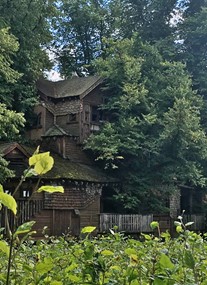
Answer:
top-left (68, 113), bottom-right (77, 122)
top-left (22, 190), bottom-right (30, 198)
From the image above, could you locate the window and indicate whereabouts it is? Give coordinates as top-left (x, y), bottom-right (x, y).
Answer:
top-left (68, 113), bottom-right (77, 123)
top-left (33, 112), bottom-right (42, 128)
top-left (91, 106), bottom-right (99, 122)
top-left (21, 189), bottom-right (31, 198)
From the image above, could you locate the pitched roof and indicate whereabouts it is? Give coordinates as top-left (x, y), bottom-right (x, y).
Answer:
top-left (37, 76), bottom-right (103, 99)
top-left (0, 142), bottom-right (30, 158)
top-left (0, 142), bottom-right (115, 183)
top-left (43, 125), bottom-right (68, 137)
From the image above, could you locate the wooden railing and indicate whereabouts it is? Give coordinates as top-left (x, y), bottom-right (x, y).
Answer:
top-left (0, 200), bottom-right (44, 230)
top-left (17, 200), bottom-right (44, 225)
top-left (100, 213), bottom-right (153, 233)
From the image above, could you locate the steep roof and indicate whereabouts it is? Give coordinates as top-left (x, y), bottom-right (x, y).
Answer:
top-left (0, 142), bottom-right (115, 183)
top-left (37, 76), bottom-right (103, 99)
top-left (43, 125), bottom-right (68, 137)
top-left (0, 142), bottom-right (30, 158)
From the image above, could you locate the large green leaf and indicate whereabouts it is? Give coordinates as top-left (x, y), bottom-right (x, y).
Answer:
top-left (0, 192), bottom-right (17, 215)
top-left (37, 185), bottom-right (64, 193)
top-left (29, 152), bottom-right (54, 175)
top-left (35, 258), bottom-right (53, 274)
top-left (29, 152), bottom-right (50, 166)
top-left (159, 254), bottom-right (174, 270)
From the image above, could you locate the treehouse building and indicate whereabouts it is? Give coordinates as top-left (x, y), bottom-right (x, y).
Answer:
top-left (0, 76), bottom-right (205, 236)
top-left (0, 76), bottom-right (117, 238)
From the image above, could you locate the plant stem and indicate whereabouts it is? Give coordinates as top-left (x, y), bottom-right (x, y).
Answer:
top-left (6, 217), bottom-right (14, 285)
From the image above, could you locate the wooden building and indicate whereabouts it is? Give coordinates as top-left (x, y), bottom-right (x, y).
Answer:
top-left (0, 76), bottom-right (118, 237)
top-left (1, 75), bottom-right (205, 235)
top-left (0, 142), bottom-right (116, 237)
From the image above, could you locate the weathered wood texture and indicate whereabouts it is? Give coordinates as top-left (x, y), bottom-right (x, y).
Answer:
top-left (153, 214), bottom-right (172, 233)
top-left (183, 214), bottom-right (206, 231)
top-left (100, 213), bottom-right (153, 233)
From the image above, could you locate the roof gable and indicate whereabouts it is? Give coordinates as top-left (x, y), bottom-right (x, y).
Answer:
top-left (0, 142), bottom-right (31, 158)
top-left (37, 76), bottom-right (103, 99)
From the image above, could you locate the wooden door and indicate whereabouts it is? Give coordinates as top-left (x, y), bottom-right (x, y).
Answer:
top-left (53, 210), bottom-right (71, 236)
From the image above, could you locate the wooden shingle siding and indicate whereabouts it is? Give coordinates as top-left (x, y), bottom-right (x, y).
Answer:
top-left (100, 214), bottom-right (153, 233)
top-left (45, 98), bottom-right (80, 116)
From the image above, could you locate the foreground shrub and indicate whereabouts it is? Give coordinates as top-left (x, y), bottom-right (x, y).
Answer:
top-left (0, 225), bottom-right (207, 284)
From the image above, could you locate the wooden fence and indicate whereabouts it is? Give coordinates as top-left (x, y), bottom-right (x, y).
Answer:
top-left (0, 200), bottom-right (44, 230)
top-left (183, 214), bottom-right (206, 231)
top-left (100, 213), bottom-right (153, 233)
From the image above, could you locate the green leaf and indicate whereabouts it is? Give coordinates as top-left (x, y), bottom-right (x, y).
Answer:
top-left (0, 192), bottom-right (17, 215)
top-left (185, 222), bottom-right (194, 227)
top-left (34, 156), bottom-right (54, 175)
top-left (51, 281), bottom-right (63, 285)
top-left (184, 250), bottom-right (195, 269)
top-left (150, 221), bottom-right (159, 230)
top-left (154, 278), bottom-right (168, 285)
top-left (159, 254), bottom-right (174, 270)
top-left (176, 225), bottom-right (183, 233)
top-left (101, 250), bottom-right (114, 256)
top-left (0, 240), bottom-right (9, 257)
top-left (81, 226), bottom-right (96, 234)
top-left (0, 185), bottom-right (3, 193)
top-left (36, 258), bottom-right (53, 274)
top-left (14, 221), bottom-right (36, 236)
top-left (24, 168), bottom-right (38, 178)
top-left (29, 152), bottom-right (54, 175)
top-left (125, 248), bottom-right (137, 255)
top-left (29, 152), bottom-right (50, 166)
top-left (174, 221), bottom-right (182, 226)
top-left (37, 185), bottom-right (64, 193)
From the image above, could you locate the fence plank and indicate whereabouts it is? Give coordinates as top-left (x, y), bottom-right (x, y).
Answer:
top-left (100, 214), bottom-right (153, 233)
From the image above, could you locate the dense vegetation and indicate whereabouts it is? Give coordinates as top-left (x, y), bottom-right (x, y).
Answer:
top-left (1, 0), bottom-right (207, 211)
top-left (1, 224), bottom-right (207, 285)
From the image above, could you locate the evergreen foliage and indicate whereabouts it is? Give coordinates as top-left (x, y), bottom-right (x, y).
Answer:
top-left (86, 36), bottom-right (207, 212)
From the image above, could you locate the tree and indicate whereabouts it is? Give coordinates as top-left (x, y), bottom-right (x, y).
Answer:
top-left (120, 0), bottom-right (177, 42)
top-left (55, 0), bottom-right (126, 77)
top-left (177, 0), bottom-right (207, 96)
top-left (0, 27), bottom-right (25, 183)
top-left (0, 1), bottom-right (57, 119)
top-left (86, 36), bottom-right (207, 212)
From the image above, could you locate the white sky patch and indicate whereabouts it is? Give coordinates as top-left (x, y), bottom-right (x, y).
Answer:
top-left (45, 48), bottom-right (64, 81)
top-left (45, 70), bottom-right (64, 81)
top-left (170, 9), bottom-right (183, 27)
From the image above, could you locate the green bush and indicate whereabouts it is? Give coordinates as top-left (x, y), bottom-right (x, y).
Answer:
top-left (0, 225), bottom-right (207, 284)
